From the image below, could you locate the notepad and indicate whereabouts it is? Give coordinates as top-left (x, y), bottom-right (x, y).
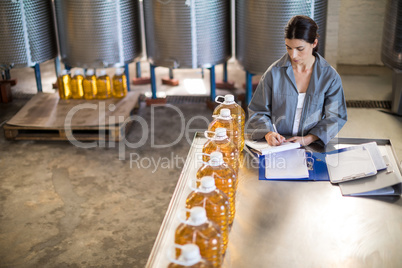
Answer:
top-left (325, 147), bottom-right (377, 183)
top-left (245, 139), bottom-right (301, 155)
top-left (264, 149), bottom-right (309, 180)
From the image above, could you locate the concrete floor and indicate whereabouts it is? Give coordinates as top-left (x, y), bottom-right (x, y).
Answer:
top-left (1, 59), bottom-right (401, 267)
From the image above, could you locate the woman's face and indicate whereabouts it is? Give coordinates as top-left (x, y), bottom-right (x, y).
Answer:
top-left (285, 38), bottom-right (317, 65)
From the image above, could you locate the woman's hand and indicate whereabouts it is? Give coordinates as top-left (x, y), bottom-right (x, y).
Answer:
top-left (286, 134), bottom-right (319, 146)
top-left (265, 131), bottom-right (286, 146)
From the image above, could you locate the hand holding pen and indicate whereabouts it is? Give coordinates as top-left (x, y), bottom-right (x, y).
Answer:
top-left (265, 124), bottom-right (286, 146)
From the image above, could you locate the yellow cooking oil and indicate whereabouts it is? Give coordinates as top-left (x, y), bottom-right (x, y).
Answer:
top-left (70, 69), bottom-right (84, 99)
top-left (83, 69), bottom-right (97, 100)
top-left (58, 69), bottom-right (72, 99)
top-left (202, 128), bottom-right (239, 175)
top-left (168, 244), bottom-right (214, 268)
top-left (209, 108), bottom-right (241, 152)
top-left (213, 94), bottom-right (245, 151)
top-left (197, 152), bottom-right (237, 226)
top-left (96, 69), bottom-right (111, 99)
top-left (175, 207), bottom-right (222, 268)
top-left (186, 176), bottom-right (230, 255)
top-left (112, 68), bottom-right (127, 98)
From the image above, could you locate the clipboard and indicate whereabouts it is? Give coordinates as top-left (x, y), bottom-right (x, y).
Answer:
top-left (325, 147), bottom-right (377, 183)
top-left (338, 154), bottom-right (402, 196)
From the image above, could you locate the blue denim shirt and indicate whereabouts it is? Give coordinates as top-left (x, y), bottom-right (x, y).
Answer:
top-left (247, 53), bottom-right (347, 145)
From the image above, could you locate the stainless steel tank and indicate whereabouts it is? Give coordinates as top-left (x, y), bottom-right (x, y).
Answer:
top-left (382, 0), bottom-right (402, 115)
top-left (236, 0), bottom-right (328, 74)
top-left (381, 0), bottom-right (402, 70)
top-left (143, 0), bottom-right (231, 69)
top-left (54, 0), bottom-right (142, 68)
top-left (0, 0), bottom-right (57, 70)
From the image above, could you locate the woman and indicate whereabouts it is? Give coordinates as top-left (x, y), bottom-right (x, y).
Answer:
top-left (248, 15), bottom-right (347, 147)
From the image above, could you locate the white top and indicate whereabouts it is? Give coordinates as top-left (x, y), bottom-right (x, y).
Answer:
top-left (74, 69), bottom-right (83, 76)
top-left (292, 93), bottom-right (306, 136)
top-left (98, 69), bottom-right (107, 76)
top-left (180, 244), bottom-right (201, 264)
top-left (115, 68), bottom-right (124, 76)
top-left (224, 94), bottom-right (235, 103)
top-left (86, 69), bottom-right (95, 76)
top-left (188, 207), bottom-right (207, 226)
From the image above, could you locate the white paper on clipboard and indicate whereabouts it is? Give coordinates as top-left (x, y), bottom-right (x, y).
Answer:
top-left (325, 147), bottom-right (377, 183)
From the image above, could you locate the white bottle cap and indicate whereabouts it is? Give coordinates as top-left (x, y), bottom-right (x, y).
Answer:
top-left (98, 69), bottom-right (107, 76)
top-left (61, 69), bottom-right (69, 76)
top-left (224, 94), bottom-right (235, 103)
top-left (209, 152), bottom-right (224, 166)
top-left (220, 108), bottom-right (231, 118)
top-left (188, 207), bottom-right (207, 226)
top-left (115, 68), bottom-right (124, 76)
top-left (215, 128), bottom-right (227, 139)
top-left (200, 176), bottom-right (216, 192)
top-left (86, 69), bottom-right (94, 76)
top-left (180, 244), bottom-right (202, 264)
top-left (74, 69), bottom-right (83, 76)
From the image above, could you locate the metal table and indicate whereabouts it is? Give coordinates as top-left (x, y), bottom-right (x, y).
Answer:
top-left (146, 135), bottom-right (402, 268)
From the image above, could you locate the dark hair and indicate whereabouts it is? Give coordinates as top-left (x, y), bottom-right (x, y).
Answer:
top-left (285, 15), bottom-right (319, 54)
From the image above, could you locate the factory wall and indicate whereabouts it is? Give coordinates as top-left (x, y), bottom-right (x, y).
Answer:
top-left (326, 0), bottom-right (386, 67)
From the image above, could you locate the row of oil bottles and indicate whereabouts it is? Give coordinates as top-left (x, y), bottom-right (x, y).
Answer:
top-left (57, 68), bottom-right (128, 100)
top-left (168, 94), bottom-right (245, 268)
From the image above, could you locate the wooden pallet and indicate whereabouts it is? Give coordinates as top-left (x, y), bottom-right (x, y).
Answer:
top-left (4, 124), bottom-right (130, 141)
top-left (4, 92), bottom-right (140, 141)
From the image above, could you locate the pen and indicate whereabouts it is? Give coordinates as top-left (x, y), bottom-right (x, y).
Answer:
top-left (272, 124), bottom-right (278, 133)
top-left (272, 123), bottom-right (285, 144)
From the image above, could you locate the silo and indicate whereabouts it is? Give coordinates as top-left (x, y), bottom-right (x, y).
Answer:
top-left (236, 0), bottom-right (328, 75)
top-left (381, 0), bottom-right (402, 115)
top-left (0, 0), bottom-right (57, 69)
top-left (54, 0), bottom-right (142, 69)
top-left (143, 0), bottom-right (231, 69)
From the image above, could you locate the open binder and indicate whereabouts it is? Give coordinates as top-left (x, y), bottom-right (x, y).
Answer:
top-left (258, 149), bottom-right (329, 181)
top-left (257, 142), bottom-right (402, 196)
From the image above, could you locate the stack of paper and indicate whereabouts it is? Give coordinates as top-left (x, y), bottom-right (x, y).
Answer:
top-left (264, 149), bottom-right (309, 180)
top-left (245, 140), bottom-right (301, 155)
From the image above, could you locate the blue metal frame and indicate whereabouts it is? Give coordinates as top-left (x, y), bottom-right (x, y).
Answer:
top-left (33, 63), bottom-right (42, 92)
top-left (208, 66), bottom-right (216, 102)
top-left (150, 64), bottom-right (157, 99)
top-left (5, 69), bottom-right (11, 80)
top-left (223, 61), bottom-right (228, 82)
top-left (169, 68), bottom-right (174, 80)
top-left (54, 57), bottom-right (61, 78)
top-left (245, 71), bottom-right (254, 105)
top-left (136, 62), bottom-right (141, 78)
top-left (124, 63), bottom-right (130, 92)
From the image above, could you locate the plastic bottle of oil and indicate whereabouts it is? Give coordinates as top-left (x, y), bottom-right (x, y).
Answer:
top-left (202, 128), bottom-right (239, 175)
top-left (83, 69), bottom-right (97, 100)
top-left (70, 69), bottom-right (84, 99)
top-left (168, 244), bottom-right (214, 268)
top-left (208, 108), bottom-right (241, 152)
top-left (175, 207), bottom-right (222, 268)
top-left (213, 94), bottom-right (245, 151)
top-left (186, 176), bottom-right (229, 254)
top-left (58, 69), bottom-right (72, 99)
top-left (96, 69), bottom-right (111, 99)
top-left (112, 68), bottom-right (127, 98)
top-left (197, 152), bottom-right (237, 226)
